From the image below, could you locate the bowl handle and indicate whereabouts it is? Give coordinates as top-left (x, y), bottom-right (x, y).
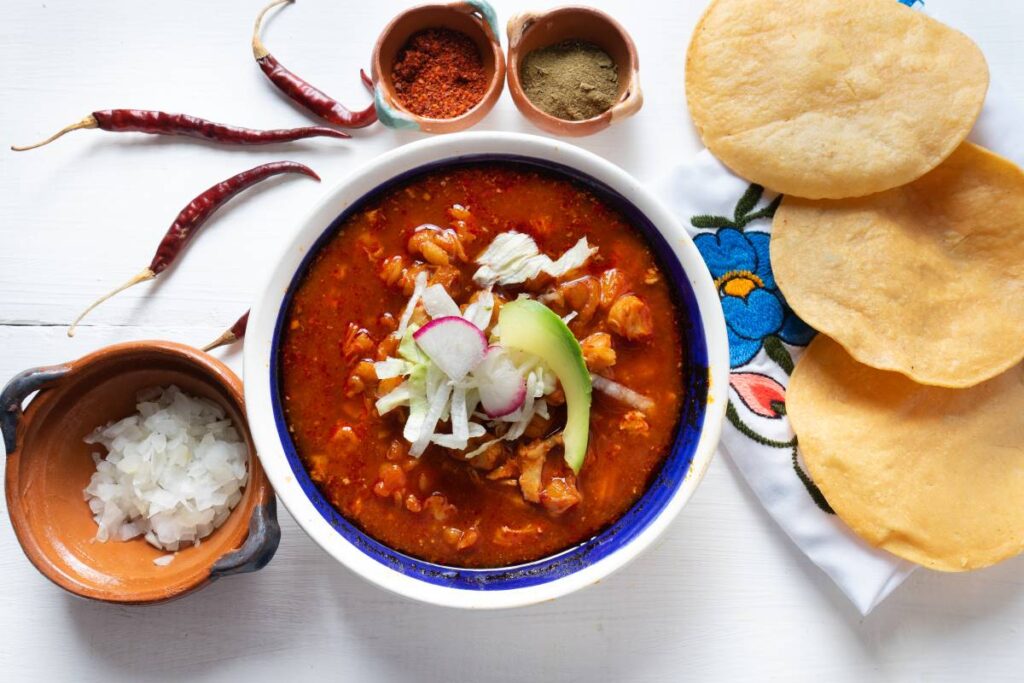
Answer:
top-left (611, 73), bottom-right (644, 122)
top-left (1, 364), bottom-right (71, 455)
top-left (209, 493), bottom-right (281, 578)
top-left (506, 11), bottom-right (540, 50)
top-left (450, 0), bottom-right (501, 43)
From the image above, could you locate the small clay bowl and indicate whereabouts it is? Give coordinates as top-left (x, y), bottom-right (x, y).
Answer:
top-left (371, 0), bottom-right (506, 133)
top-left (1, 341), bottom-right (280, 605)
top-left (506, 6), bottom-right (643, 136)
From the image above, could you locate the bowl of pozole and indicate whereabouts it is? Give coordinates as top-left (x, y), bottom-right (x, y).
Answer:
top-left (244, 132), bottom-right (728, 608)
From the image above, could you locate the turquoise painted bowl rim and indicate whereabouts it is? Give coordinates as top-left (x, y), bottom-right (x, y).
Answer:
top-left (243, 132), bottom-right (729, 608)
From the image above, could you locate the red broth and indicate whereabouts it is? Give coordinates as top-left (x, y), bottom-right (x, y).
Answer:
top-left (280, 163), bottom-right (685, 567)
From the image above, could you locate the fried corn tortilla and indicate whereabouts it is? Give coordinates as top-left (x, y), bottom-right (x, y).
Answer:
top-left (788, 336), bottom-right (1024, 572)
top-left (685, 0), bottom-right (989, 199)
top-left (772, 143), bottom-right (1024, 388)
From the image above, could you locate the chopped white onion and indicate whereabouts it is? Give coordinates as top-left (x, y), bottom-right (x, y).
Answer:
top-left (83, 385), bottom-right (248, 552)
top-left (396, 270), bottom-right (428, 337)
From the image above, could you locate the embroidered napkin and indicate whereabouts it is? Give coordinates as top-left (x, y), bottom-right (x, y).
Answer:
top-left (657, 0), bottom-right (1024, 614)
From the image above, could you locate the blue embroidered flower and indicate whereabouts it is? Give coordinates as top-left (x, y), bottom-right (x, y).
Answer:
top-left (692, 191), bottom-right (815, 367)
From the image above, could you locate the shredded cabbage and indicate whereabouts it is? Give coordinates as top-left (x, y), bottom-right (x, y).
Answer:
top-left (473, 232), bottom-right (597, 287)
top-left (397, 271), bottom-right (428, 337)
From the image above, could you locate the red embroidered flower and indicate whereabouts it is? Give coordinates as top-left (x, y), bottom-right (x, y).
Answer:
top-left (730, 372), bottom-right (786, 419)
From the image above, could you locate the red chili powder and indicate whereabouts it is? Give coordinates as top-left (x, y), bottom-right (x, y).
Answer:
top-left (391, 28), bottom-right (487, 119)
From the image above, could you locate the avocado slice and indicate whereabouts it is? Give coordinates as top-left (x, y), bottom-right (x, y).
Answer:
top-left (498, 299), bottom-right (592, 473)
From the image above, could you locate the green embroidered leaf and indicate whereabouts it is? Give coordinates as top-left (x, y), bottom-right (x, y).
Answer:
top-left (792, 445), bottom-right (834, 514)
top-left (770, 400), bottom-right (787, 416)
top-left (726, 401), bottom-right (797, 449)
top-left (738, 194), bottom-right (783, 227)
top-left (690, 214), bottom-right (734, 229)
top-left (763, 335), bottom-right (795, 375)
top-left (734, 184), bottom-right (764, 223)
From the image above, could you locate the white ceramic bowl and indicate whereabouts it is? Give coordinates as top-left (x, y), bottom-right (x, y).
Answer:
top-left (244, 132), bottom-right (728, 609)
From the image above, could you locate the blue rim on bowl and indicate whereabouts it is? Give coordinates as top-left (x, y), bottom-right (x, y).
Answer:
top-left (244, 133), bottom-right (728, 608)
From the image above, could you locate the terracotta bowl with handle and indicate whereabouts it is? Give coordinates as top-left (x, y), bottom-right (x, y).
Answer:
top-left (506, 6), bottom-right (643, 136)
top-left (371, 0), bottom-right (505, 134)
top-left (1, 340), bottom-right (280, 605)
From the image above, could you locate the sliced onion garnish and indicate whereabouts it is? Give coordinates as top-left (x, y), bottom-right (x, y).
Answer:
top-left (591, 374), bottom-right (654, 412)
top-left (373, 357), bottom-right (411, 380)
top-left (462, 289), bottom-right (495, 330)
top-left (411, 364), bottom-right (452, 457)
top-left (421, 284), bottom-right (461, 319)
top-left (397, 270), bottom-right (428, 337)
top-left (375, 381), bottom-right (413, 415)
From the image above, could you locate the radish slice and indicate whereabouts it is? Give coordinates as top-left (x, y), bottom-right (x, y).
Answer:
top-left (413, 316), bottom-right (487, 381)
top-left (475, 346), bottom-right (527, 418)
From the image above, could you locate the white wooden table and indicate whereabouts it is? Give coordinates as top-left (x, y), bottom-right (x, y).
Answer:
top-left (2, 1), bottom-right (1023, 680)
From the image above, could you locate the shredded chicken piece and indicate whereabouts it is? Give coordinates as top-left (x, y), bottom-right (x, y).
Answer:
top-left (599, 269), bottom-right (629, 309)
top-left (408, 225), bottom-right (467, 266)
top-left (607, 294), bottom-right (654, 341)
top-left (430, 264), bottom-right (462, 293)
top-left (524, 412), bottom-right (553, 438)
top-left (486, 458), bottom-right (519, 481)
top-left (493, 523), bottom-right (542, 546)
top-left (559, 276), bottom-right (601, 325)
top-left (517, 434), bottom-right (563, 503)
top-left (619, 410), bottom-right (650, 435)
top-left (541, 476), bottom-right (583, 516)
top-left (547, 386), bottom-right (566, 406)
top-left (471, 441), bottom-right (509, 471)
top-left (581, 332), bottom-right (617, 372)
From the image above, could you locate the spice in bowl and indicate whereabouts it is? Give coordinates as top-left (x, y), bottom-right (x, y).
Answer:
top-left (520, 40), bottom-right (619, 121)
top-left (391, 28), bottom-right (488, 119)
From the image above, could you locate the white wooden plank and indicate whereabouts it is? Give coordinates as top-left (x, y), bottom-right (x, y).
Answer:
top-left (2, 1), bottom-right (1023, 680)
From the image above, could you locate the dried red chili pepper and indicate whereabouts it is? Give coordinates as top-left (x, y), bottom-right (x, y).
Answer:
top-left (203, 311), bottom-right (249, 352)
top-left (68, 162), bottom-right (319, 337)
top-left (11, 109), bottom-right (349, 151)
top-left (252, 0), bottom-right (376, 129)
